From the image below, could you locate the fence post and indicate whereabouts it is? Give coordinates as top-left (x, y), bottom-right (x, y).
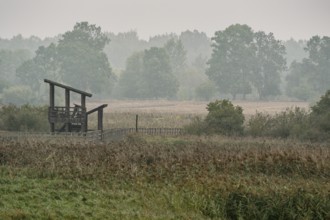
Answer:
top-left (136, 114), bottom-right (139, 133)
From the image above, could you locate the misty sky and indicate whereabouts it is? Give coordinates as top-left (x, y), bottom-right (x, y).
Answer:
top-left (1, 0), bottom-right (329, 40)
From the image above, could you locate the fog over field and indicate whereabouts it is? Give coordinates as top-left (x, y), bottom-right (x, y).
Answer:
top-left (1, 0), bottom-right (330, 104)
top-left (1, 0), bottom-right (330, 40)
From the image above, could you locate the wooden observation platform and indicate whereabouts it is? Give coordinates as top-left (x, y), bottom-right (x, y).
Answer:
top-left (44, 79), bottom-right (107, 133)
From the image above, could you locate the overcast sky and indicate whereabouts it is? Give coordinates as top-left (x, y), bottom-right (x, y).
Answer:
top-left (1, 0), bottom-right (329, 40)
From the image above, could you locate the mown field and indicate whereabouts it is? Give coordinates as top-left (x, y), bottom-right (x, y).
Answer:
top-left (0, 135), bottom-right (329, 219)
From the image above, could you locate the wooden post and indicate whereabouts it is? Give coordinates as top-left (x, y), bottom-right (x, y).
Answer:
top-left (136, 114), bottom-right (138, 133)
top-left (98, 109), bottom-right (103, 131)
top-left (85, 115), bottom-right (88, 133)
top-left (81, 94), bottom-right (86, 132)
top-left (50, 84), bottom-right (55, 133)
top-left (65, 89), bottom-right (70, 132)
top-left (81, 94), bottom-right (86, 108)
top-left (98, 109), bottom-right (103, 140)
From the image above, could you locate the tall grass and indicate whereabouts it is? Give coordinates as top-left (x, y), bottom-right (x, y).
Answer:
top-left (0, 135), bottom-right (329, 219)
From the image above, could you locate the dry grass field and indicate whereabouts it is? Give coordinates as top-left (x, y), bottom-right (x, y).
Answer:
top-left (85, 100), bottom-right (310, 129)
top-left (88, 100), bottom-right (309, 115)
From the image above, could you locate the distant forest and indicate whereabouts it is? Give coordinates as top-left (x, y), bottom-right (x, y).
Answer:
top-left (1, 22), bottom-right (326, 105)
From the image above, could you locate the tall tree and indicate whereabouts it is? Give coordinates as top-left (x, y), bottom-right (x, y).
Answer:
top-left (179, 30), bottom-right (212, 65)
top-left (251, 31), bottom-right (286, 100)
top-left (164, 38), bottom-right (187, 75)
top-left (305, 36), bottom-right (330, 94)
top-left (57, 22), bottom-right (115, 93)
top-left (283, 38), bottom-right (307, 65)
top-left (118, 47), bottom-right (179, 99)
top-left (16, 43), bottom-right (59, 95)
top-left (286, 60), bottom-right (317, 101)
top-left (16, 22), bottom-right (115, 95)
top-left (141, 47), bottom-right (178, 98)
top-left (117, 52), bottom-right (144, 98)
top-left (0, 49), bottom-right (32, 84)
top-left (104, 31), bottom-right (147, 69)
top-left (206, 24), bottom-right (255, 99)
top-left (286, 36), bottom-right (330, 100)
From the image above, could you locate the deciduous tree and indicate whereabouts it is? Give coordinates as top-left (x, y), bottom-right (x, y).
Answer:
top-left (286, 36), bottom-right (330, 100)
top-left (16, 22), bottom-right (115, 95)
top-left (206, 24), bottom-right (255, 99)
top-left (252, 31), bottom-right (286, 100)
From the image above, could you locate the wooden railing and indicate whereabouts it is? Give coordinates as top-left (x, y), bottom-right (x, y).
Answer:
top-left (48, 106), bottom-right (86, 123)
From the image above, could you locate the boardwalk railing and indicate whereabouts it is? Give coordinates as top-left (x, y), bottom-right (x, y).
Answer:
top-left (0, 128), bottom-right (185, 143)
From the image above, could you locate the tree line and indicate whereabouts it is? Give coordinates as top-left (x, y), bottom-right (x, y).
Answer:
top-left (0, 22), bottom-right (328, 105)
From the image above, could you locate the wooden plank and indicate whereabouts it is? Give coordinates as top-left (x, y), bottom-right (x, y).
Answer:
top-left (98, 108), bottom-right (103, 131)
top-left (65, 89), bottom-right (70, 132)
top-left (49, 84), bottom-right (55, 133)
top-left (87, 104), bottom-right (108, 115)
top-left (44, 79), bottom-right (92, 97)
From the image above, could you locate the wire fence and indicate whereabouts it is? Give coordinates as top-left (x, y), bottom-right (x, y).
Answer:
top-left (0, 127), bottom-right (185, 143)
top-left (102, 128), bottom-right (184, 141)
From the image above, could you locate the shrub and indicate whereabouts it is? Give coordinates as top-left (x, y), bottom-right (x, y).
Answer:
top-left (308, 90), bottom-right (330, 140)
top-left (311, 90), bottom-right (330, 115)
top-left (204, 100), bottom-right (244, 135)
top-left (246, 112), bottom-right (272, 137)
top-left (0, 104), bottom-right (48, 132)
top-left (247, 107), bottom-right (310, 139)
top-left (184, 116), bottom-right (207, 135)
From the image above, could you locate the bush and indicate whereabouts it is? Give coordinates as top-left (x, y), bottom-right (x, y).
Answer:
top-left (0, 104), bottom-right (48, 132)
top-left (247, 107), bottom-right (310, 139)
top-left (205, 100), bottom-right (244, 135)
top-left (246, 112), bottom-right (272, 137)
top-left (308, 90), bottom-right (330, 140)
top-left (185, 100), bottom-right (244, 135)
top-left (184, 116), bottom-right (207, 135)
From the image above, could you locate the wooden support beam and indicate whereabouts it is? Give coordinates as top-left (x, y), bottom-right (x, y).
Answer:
top-left (98, 108), bottom-right (103, 131)
top-left (65, 89), bottom-right (70, 132)
top-left (136, 114), bottom-right (138, 133)
top-left (81, 95), bottom-right (86, 109)
top-left (50, 84), bottom-right (55, 132)
top-left (87, 104), bottom-right (108, 115)
top-left (84, 115), bottom-right (88, 133)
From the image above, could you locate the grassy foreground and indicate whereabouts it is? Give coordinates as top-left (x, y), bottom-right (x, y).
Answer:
top-left (0, 135), bottom-right (329, 219)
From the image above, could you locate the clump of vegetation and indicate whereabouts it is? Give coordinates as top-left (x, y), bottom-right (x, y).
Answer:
top-left (310, 90), bottom-right (330, 135)
top-left (184, 116), bottom-right (207, 135)
top-left (0, 104), bottom-right (48, 132)
top-left (185, 99), bottom-right (244, 135)
top-left (247, 107), bottom-right (310, 139)
top-left (185, 90), bottom-right (330, 141)
top-left (205, 99), bottom-right (244, 135)
top-left (247, 90), bottom-right (330, 141)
